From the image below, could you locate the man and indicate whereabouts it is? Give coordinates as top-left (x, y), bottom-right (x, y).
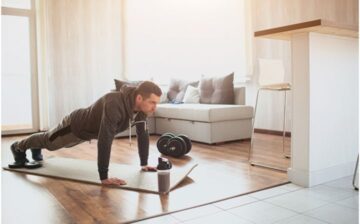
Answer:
top-left (9, 81), bottom-right (162, 186)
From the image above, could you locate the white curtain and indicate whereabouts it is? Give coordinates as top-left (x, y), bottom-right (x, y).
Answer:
top-left (37, 0), bottom-right (123, 128)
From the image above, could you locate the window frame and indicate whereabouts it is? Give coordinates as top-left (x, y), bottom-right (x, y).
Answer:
top-left (1, 0), bottom-right (40, 135)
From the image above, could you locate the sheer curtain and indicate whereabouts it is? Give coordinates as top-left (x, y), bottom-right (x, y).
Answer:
top-left (37, 0), bottom-right (123, 128)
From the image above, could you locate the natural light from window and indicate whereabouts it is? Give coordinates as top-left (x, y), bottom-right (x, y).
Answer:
top-left (1, 15), bottom-right (33, 130)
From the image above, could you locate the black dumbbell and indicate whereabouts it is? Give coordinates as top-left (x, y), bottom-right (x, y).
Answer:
top-left (157, 133), bottom-right (192, 157)
top-left (167, 136), bottom-right (186, 158)
top-left (156, 133), bottom-right (176, 155)
top-left (177, 134), bottom-right (192, 154)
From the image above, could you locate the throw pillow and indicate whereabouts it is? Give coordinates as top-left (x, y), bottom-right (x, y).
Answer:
top-left (183, 85), bottom-right (200, 104)
top-left (167, 79), bottom-right (199, 103)
top-left (159, 86), bottom-right (169, 103)
top-left (114, 79), bottom-right (141, 91)
top-left (199, 72), bottom-right (234, 104)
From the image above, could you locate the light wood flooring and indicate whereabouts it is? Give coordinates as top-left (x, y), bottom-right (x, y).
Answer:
top-left (1, 133), bottom-right (290, 223)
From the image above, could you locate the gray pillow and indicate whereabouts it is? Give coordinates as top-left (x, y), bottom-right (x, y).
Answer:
top-left (167, 79), bottom-right (199, 103)
top-left (114, 79), bottom-right (141, 91)
top-left (199, 73), bottom-right (234, 104)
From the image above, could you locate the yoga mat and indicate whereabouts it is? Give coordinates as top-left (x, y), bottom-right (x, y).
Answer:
top-left (3, 157), bottom-right (198, 194)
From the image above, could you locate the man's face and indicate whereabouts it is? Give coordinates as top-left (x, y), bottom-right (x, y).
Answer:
top-left (136, 93), bottom-right (160, 115)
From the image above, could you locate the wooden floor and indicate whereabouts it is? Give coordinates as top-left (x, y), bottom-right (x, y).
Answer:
top-left (1, 133), bottom-right (290, 223)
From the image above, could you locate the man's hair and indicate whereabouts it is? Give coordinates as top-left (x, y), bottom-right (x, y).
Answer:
top-left (135, 81), bottom-right (162, 99)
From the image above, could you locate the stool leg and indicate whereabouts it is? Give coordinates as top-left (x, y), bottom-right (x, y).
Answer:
top-left (249, 89), bottom-right (287, 172)
top-left (249, 89), bottom-right (261, 161)
top-left (353, 155), bottom-right (359, 190)
top-left (282, 90), bottom-right (290, 158)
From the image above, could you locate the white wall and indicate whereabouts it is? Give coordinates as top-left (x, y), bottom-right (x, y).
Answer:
top-left (124, 0), bottom-right (249, 83)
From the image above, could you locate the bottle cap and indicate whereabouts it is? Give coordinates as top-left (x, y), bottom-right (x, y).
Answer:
top-left (157, 157), bottom-right (172, 170)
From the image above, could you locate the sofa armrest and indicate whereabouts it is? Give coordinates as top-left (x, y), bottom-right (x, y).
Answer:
top-left (234, 86), bottom-right (246, 105)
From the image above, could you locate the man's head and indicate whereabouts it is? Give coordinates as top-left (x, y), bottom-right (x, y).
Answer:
top-left (134, 81), bottom-right (162, 115)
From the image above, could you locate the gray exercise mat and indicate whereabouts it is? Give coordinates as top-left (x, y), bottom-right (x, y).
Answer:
top-left (3, 157), bottom-right (198, 194)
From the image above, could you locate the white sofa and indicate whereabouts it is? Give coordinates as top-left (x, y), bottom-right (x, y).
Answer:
top-left (117, 86), bottom-right (253, 144)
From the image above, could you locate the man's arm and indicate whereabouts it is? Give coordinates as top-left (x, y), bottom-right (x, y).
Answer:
top-left (135, 120), bottom-right (156, 171)
top-left (135, 117), bottom-right (149, 167)
top-left (97, 104), bottom-right (117, 181)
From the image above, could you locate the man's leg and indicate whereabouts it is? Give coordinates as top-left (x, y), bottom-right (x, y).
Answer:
top-left (31, 148), bottom-right (43, 161)
top-left (9, 115), bottom-right (84, 168)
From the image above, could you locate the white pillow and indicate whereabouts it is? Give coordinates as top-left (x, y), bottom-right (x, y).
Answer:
top-left (183, 85), bottom-right (200, 104)
top-left (159, 89), bottom-right (168, 103)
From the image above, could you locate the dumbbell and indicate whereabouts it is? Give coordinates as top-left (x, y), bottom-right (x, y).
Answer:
top-left (157, 133), bottom-right (175, 155)
top-left (157, 133), bottom-right (192, 157)
top-left (157, 133), bottom-right (185, 157)
top-left (177, 134), bottom-right (192, 154)
top-left (167, 136), bottom-right (186, 157)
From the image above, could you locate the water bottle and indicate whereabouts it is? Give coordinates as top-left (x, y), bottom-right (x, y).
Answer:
top-left (157, 157), bottom-right (172, 194)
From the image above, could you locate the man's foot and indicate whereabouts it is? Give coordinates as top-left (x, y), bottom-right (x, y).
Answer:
top-left (8, 142), bottom-right (28, 168)
top-left (8, 161), bottom-right (27, 168)
top-left (8, 142), bottom-right (43, 169)
top-left (31, 148), bottom-right (43, 161)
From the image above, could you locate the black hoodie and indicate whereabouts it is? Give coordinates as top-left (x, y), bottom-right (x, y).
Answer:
top-left (69, 85), bottom-right (149, 180)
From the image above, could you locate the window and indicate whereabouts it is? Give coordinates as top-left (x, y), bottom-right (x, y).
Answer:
top-left (1, 0), bottom-right (39, 134)
top-left (2, 0), bottom-right (31, 9)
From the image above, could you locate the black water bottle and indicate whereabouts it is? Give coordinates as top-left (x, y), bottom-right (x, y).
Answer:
top-left (157, 157), bottom-right (172, 194)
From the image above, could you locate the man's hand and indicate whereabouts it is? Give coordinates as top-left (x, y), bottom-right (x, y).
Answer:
top-left (101, 177), bottom-right (126, 186)
top-left (141, 165), bottom-right (157, 172)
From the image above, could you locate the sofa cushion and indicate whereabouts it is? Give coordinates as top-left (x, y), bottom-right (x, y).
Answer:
top-left (167, 79), bottom-right (199, 103)
top-left (155, 103), bottom-right (253, 122)
top-left (199, 73), bottom-right (234, 104)
top-left (183, 85), bottom-right (200, 104)
top-left (114, 79), bottom-right (141, 91)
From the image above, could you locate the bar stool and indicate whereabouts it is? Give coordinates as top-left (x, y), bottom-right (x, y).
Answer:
top-left (248, 58), bottom-right (291, 172)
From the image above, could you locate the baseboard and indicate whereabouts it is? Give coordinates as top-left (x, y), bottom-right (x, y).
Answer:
top-left (288, 160), bottom-right (357, 187)
top-left (1, 131), bottom-right (38, 137)
top-left (254, 128), bottom-right (291, 137)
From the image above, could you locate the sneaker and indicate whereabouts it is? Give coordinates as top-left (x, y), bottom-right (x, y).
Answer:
top-left (31, 148), bottom-right (43, 161)
top-left (8, 142), bottom-right (28, 168)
